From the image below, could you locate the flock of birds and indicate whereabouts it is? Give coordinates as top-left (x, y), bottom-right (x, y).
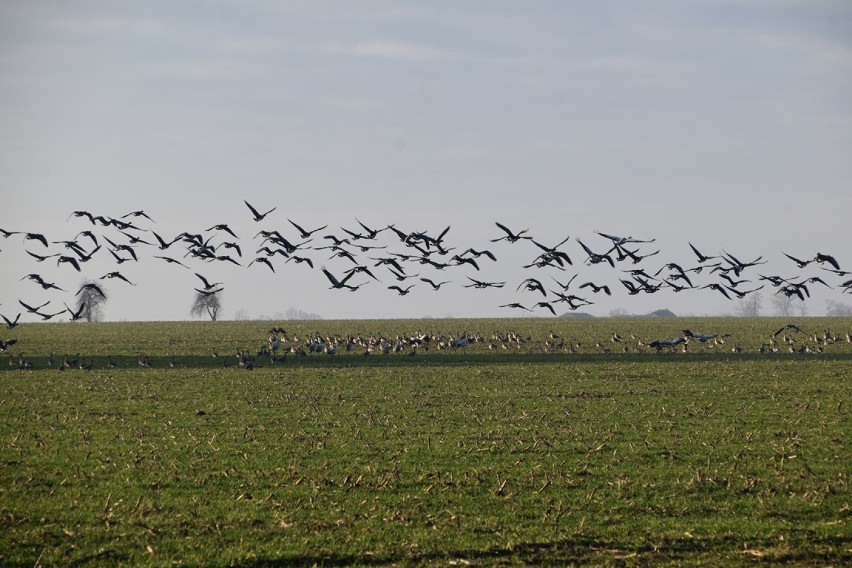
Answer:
top-left (1, 200), bottom-right (850, 330)
top-left (4, 320), bottom-right (850, 372)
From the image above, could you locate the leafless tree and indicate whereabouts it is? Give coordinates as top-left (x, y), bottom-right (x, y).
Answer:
top-left (771, 293), bottom-right (805, 317)
top-left (191, 291), bottom-right (222, 321)
top-left (825, 299), bottom-right (852, 316)
top-left (76, 280), bottom-right (107, 322)
top-left (735, 292), bottom-right (762, 317)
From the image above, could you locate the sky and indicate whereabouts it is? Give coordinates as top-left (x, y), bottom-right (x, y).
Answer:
top-left (1, 1), bottom-right (851, 321)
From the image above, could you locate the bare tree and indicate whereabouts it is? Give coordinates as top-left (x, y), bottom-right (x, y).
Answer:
top-left (735, 292), bottom-right (762, 317)
top-left (825, 299), bottom-right (852, 316)
top-left (771, 293), bottom-right (805, 317)
top-left (76, 280), bottom-right (108, 322)
top-left (191, 291), bottom-right (222, 321)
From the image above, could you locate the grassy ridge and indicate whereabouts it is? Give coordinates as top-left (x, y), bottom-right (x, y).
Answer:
top-left (1, 318), bottom-right (850, 566)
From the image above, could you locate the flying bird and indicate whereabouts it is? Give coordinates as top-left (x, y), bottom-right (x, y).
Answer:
top-left (288, 219), bottom-right (328, 239)
top-left (420, 278), bottom-right (451, 290)
top-left (813, 252), bottom-right (840, 271)
top-left (491, 222), bottom-right (532, 243)
top-left (244, 200), bottom-right (276, 222)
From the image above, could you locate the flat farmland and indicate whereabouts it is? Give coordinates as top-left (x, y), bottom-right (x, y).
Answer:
top-left (1, 318), bottom-right (850, 566)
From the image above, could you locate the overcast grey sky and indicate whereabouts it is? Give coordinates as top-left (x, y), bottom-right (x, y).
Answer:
top-left (1, 1), bottom-right (851, 321)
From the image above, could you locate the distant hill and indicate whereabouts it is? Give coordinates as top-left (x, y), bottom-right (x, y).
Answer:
top-left (646, 309), bottom-right (677, 318)
top-left (559, 312), bottom-right (595, 318)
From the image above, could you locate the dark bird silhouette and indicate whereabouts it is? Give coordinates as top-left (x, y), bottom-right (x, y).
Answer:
top-left (121, 210), bottom-right (155, 222)
top-left (101, 272), bottom-right (135, 285)
top-left (420, 277), bottom-right (451, 290)
top-left (21, 274), bottom-right (65, 291)
top-left (596, 231), bottom-right (655, 245)
top-left (464, 276), bottom-right (505, 289)
top-left (25, 250), bottom-right (59, 262)
top-left (388, 284), bottom-right (415, 295)
top-left (0, 338), bottom-right (17, 353)
top-left (248, 257), bottom-right (276, 272)
top-left (688, 242), bottom-right (718, 264)
top-left (154, 255), bottom-right (189, 268)
top-left (702, 283), bottom-right (732, 300)
top-left (19, 299), bottom-right (51, 314)
top-left (461, 248), bottom-right (497, 262)
top-left (24, 232), bottom-right (49, 247)
top-left (288, 219), bottom-right (328, 239)
top-left (57, 255), bottom-right (81, 271)
top-left (579, 282), bottom-right (611, 295)
top-left (206, 224), bottom-right (239, 239)
top-left (782, 252), bottom-right (812, 269)
top-left (577, 239), bottom-right (614, 267)
top-left (1, 313), bottom-right (21, 329)
top-left (217, 241), bottom-right (242, 258)
top-left (194, 273), bottom-right (222, 290)
top-left (534, 301), bottom-right (558, 316)
top-left (773, 323), bottom-right (803, 337)
top-left (244, 200), bottom-right (276, 222)
top-left (451, 255), bottom-right (479, 270)
top-left (724, 284), bottom-right (764, 299)
top-left (65, 302), bottom-right (85, 321)
top-left (344, 265), bottom-right (379, 281)
top-left (500, 303), bottom-right (531, 311)
top-left (151, 231), bottom-right (181, 250)
top-left (551, 274), bottom-right (578, 291)
top-left (321, 266), bottom-right (362, 291)
top-left (77, 283), bottom-right (106, 299)
top-left (517, 277), bottom-right (547, 296)
top-left (491, 222), bottom-right (532, 243)
top-left (813, 252), bottom-right (840, 271)
top-left (286, 255), bottom-right (315, 269)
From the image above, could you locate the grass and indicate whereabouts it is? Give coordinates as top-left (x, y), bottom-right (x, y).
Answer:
top-left (1, 318), bottom-right (850, 566)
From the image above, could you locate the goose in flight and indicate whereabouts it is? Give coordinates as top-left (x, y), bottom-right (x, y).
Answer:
top-left (499, 303), bottom-right (531, 311)
top-left (154, 255), bottom-right (189, 269)
top-left (321, 266), bottom-right (361, 291)
top-left (551, 274), bottom-right (578, 291)
top-left (57, 255), bottom-right (81, 271)
top-left (24, 232), bottom-right (49, 247)
top-left (782, 252), bottom-right (812, 269)
top-left (1, 313), bottom-right (21, 329)
top-left (595, 231), bottom-right (655, 245)
top-left (248, 257), bottom-right (276, 272)
top-left (77, 283), bottom-right (107, 299)
top-left (244, 200), bottom-right (276, 222)
top-left (517, 277), bottom-right (547, 296)
top-left (577, 239), bottom-right (614, 268)
top-left (206, 224), bottom-right (239, 239)
top-left (579, 281), bottom-right (611, 295)
top-left (65, 302), bottom-right (85, 321)
top-left (21, 274), bottom-right (65, 292)
top-left (464, 276), bottom-right (505, 289)
top-left (288, 219), bottom-right (328, 239)
top-left (121, 210), bottom-right (156, 223)
top-left (688, 242), bottom-right (718, 264)
top-left (420, 277), bottom-right (451, 290)
top-left (813, 252), bottom-right (841, 271)
top-left (26, 250), bottom-right (59, 262)
top-left (534, 301), bottom-right (558, 316)
top-left (491, 222), bottom-right (532, 243)
top-left (461, 248), bottom-right (497, 262)
top-left (388, 284), bottom-right (415, 295)
top-left (101, 272), bottom-right (135, 285)
top-left (19, 299), bottom-right (52, 314)
top-left (151, 231), bottom-right (181, 250)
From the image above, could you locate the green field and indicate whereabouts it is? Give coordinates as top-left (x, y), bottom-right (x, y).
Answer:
top-left (1, 318), bottom-right (850, 566)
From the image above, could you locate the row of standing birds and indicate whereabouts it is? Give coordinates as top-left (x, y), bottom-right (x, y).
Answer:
top-left (5, 322), bottom-right (851, 371)
top-left (1, 202), bottom-right (851, 328)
